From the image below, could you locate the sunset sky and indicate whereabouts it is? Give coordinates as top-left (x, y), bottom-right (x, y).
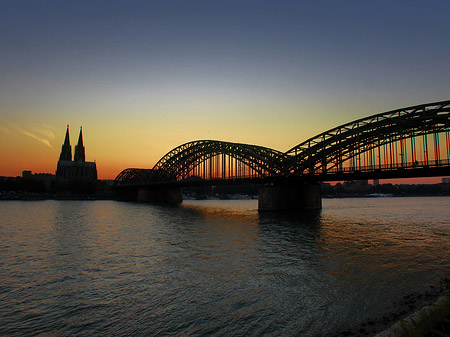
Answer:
top-left (1, 1), bottom-right (449, 180)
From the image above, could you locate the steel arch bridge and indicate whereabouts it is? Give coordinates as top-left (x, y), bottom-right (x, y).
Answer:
top-left (115, 99), bottom-right (450, 186)
top-left (115, 140), bottom-right (289, 185)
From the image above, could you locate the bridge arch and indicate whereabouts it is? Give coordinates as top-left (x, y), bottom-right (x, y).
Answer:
top-left (152, 140), bottom-right (288, 181)
top-left (286, 100), bottom-right (450, 175)
top-left (114, 168), bottom-right (158, 185)
top-left (115, 140), bottom-right (289, 185)
top-left (115, 99), bottom-right (450, 186)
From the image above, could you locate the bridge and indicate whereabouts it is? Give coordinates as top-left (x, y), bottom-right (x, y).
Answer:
top-left (114, 100), bottom-right (450, 210)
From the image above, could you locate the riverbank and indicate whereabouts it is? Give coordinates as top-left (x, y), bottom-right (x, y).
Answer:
top-left (376, 287), bottom-right (450, 337)
top-left (330, 278), bottom-right (450, 336)
top-left (0, 193), bottom-right (114, 201)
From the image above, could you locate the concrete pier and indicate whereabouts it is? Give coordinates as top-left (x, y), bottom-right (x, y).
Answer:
top-left (137, 187), bottom-right (183, 203)
top-left (258, 183), bottom-right (322, 211)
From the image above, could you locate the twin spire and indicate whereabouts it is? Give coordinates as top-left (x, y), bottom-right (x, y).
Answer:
top-left (59, 125), bottom-right (85, 162)
top-left (74, 126), bottom-right (85, 162)
top-left (59, 125), bottom-right (72, 161)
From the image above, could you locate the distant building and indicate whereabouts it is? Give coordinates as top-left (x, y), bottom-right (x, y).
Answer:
top-left (343, 180), bottom-right (369, 192)
top-left (22, 170), bottom-right (53, 190)
top-left (56, 125), bottom-right (97, 181)
top-left (22, 170), bottom-right (32, 178)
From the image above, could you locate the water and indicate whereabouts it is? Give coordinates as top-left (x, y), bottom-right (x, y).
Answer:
top-left (1, 197), bottom-right (449, 336)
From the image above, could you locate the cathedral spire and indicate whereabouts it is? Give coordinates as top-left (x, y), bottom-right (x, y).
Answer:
top-left (74, 126), bottom-right (85, 162)
top-left (59, 124), bottom-right (72, 161)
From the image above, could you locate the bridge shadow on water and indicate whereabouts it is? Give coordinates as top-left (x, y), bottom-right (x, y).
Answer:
top-left (258, 209), bottom-right (322, 229)
top-left (176, 200), bottom-right (323, 231)
top-left (173, 200), bottom-right (326, 259)
top-left (257, 209), bottom-right (323, 242)
top-left (130, 199), bottom-right (325, 240)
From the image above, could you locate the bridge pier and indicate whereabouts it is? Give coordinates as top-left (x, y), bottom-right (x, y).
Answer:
top-left (137, 187), bottom-right (183, 203)
top-left (258, 183), bottom-right (322, 211)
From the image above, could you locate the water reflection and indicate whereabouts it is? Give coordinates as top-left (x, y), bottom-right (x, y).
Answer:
top-left (0, 198), bottom-right (449, 336)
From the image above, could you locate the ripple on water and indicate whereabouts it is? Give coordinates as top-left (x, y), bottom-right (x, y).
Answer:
top-left (0, 198), bottom-right (449, 335)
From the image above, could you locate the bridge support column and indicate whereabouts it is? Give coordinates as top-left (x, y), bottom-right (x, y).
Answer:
top-left (137, 187), bottom-right (183, 203)
top-left (258, 183), bottom-right (321, 211)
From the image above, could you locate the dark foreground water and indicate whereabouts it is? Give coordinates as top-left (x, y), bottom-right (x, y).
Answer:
top-left (1, 197), bottom-right (449, 336)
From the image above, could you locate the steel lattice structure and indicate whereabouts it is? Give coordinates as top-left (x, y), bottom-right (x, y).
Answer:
top-left (114, 100), bottom-right (450, 186)
top-left (115, 140), bottom-right (288, 185)
top-left (286, 99), bottom-right (450, 175)
top-left (153, 140), bottom-right (288, 179)
top-left (114, 168), bottom-right (159, 186)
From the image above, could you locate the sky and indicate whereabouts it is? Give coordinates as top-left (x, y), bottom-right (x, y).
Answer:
top-left (1, 1), bottom-right (449, 180)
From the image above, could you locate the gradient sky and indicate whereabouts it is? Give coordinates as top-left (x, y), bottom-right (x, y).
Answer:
top-left (1, 1), bottom-right (449, 180)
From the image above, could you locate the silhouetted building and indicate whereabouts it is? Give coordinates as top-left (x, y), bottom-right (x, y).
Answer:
top-left (56, 125), bottom-right (97, 181)
top-left (22, 170), bottom-right (53, 190)
top-left (59, 127), bottom-right (72, 161)
top-left (74, 127), bottom-right (85, 162)
top-left (343, 180), bottom-right (369, 192)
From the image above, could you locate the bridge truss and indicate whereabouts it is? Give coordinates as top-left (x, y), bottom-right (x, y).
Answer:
top-left (115, 141), bottom-right (288, 185)
top-left (115, 100), bottom-right (450, 186)
top-left (286, 100), bottom-right (450, 177)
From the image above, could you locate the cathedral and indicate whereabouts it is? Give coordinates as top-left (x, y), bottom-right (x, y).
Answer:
top-left (56, 125), bottom-right (97, 181)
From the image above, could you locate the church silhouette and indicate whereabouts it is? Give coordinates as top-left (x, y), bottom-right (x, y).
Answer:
top-left (56, 125), bottom-right (97, 181)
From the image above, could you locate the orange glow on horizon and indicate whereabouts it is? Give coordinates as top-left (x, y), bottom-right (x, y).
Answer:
top-left (1, 118), bottom-right (449, 183)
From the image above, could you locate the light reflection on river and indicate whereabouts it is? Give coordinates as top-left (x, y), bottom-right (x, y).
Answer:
top-left (0, 197), bottom-right (449, 336)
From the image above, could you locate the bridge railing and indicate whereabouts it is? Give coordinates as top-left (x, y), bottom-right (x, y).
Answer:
top-left (115, 100), bottom-right (450, 186)
top-left (180, 172), bottom-right (274, 182)
top-left (325, 158), bottom-right (450, 174)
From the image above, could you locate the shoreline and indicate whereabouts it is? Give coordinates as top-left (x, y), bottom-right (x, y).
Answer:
top-left (330, 278), bottom-right (450, 336)
top-left (2, 193), bottom-right (450, 202)
top-left (376, 288), bottom-right (450, 337)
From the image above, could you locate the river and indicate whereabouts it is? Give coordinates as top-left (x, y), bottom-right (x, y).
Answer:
top-left (1, 197), bottom-right (449, 336)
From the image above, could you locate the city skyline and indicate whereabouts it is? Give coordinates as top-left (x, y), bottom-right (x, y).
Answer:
top-left (1, 1), bottom-right (450, 180)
